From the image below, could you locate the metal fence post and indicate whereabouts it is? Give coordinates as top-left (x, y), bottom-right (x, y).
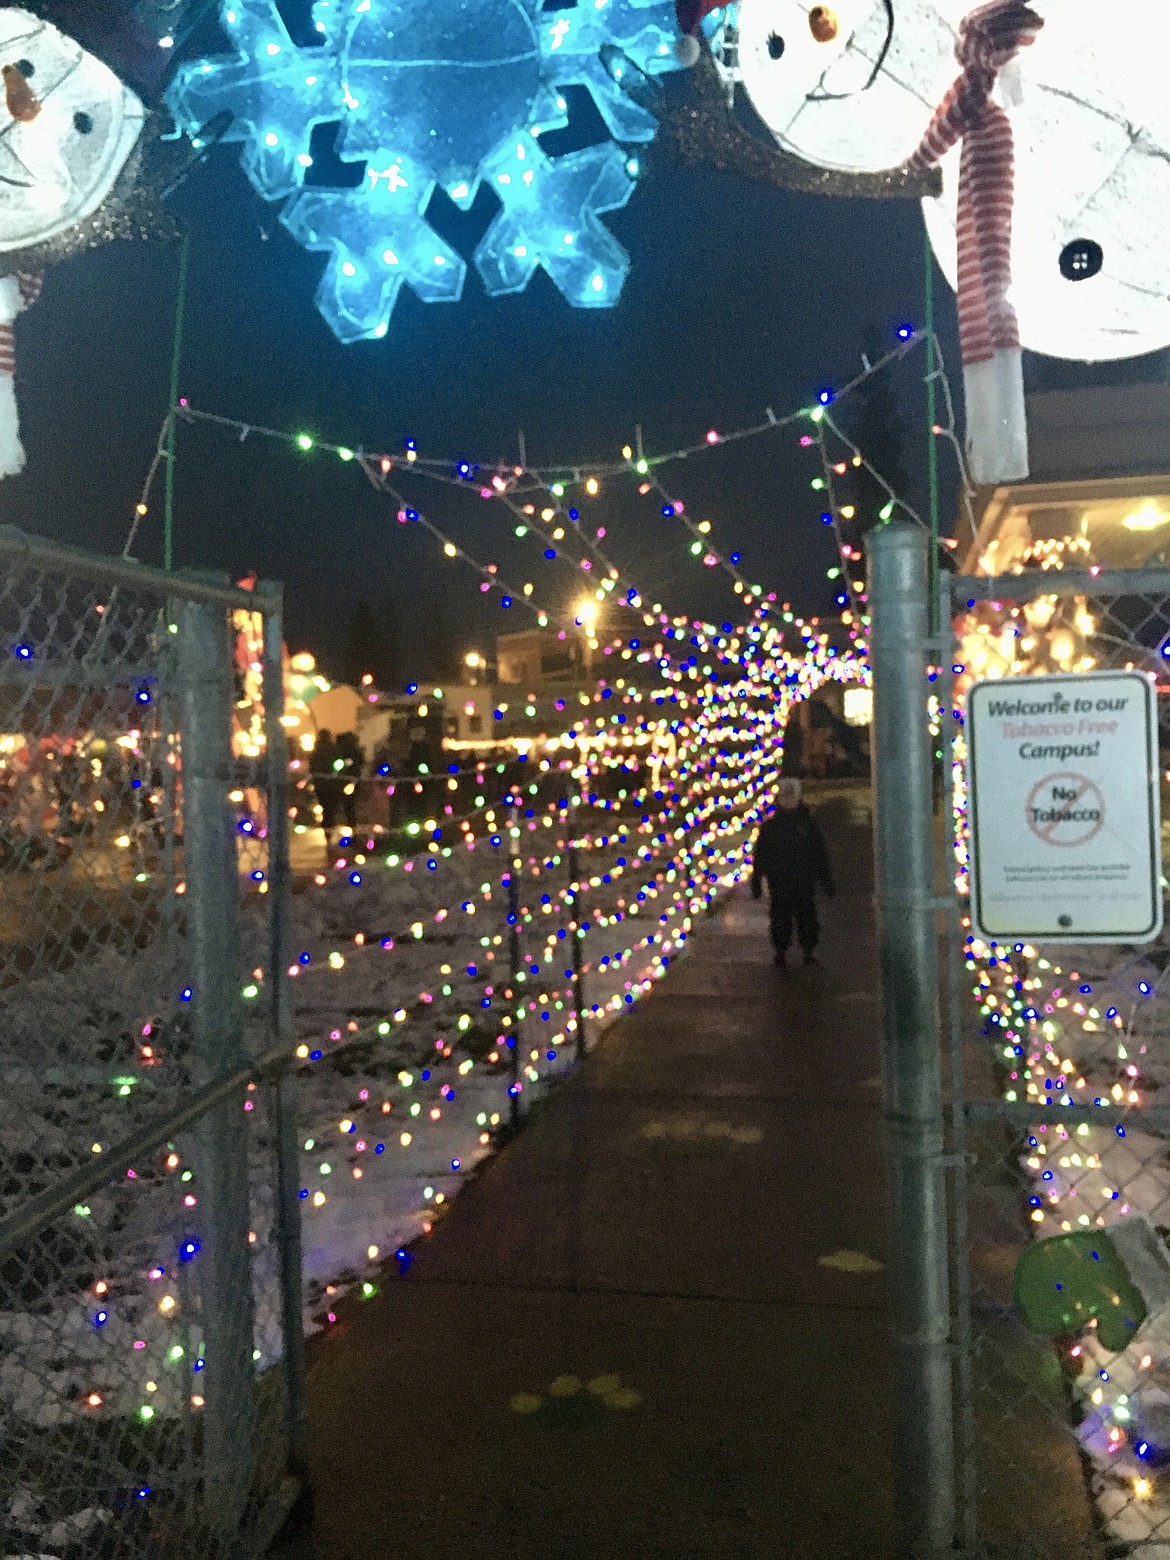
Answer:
top-left (938, 573), bottom-right (977, 1554)
top-left (259, 587), bottom-right (312, 1517)
top-left (507, 803), bottom-right (522, 1130)
top-left (177, 593), bottom-right (257, 1530)
top-left (568, 842), bottom-right (586, 1065)
top-left (868, 520), bottom-right (955, 1558)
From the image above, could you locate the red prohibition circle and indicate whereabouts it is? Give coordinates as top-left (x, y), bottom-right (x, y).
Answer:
top-left (1025, 771), bottom-right (1105, 848)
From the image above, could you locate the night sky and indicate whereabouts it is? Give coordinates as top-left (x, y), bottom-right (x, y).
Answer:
top-left (1, 35), bottom-right (1145, 677)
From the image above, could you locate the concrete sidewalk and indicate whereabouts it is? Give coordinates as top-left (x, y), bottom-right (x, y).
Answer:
top-left (276, 788), bottom-right (898, 1560)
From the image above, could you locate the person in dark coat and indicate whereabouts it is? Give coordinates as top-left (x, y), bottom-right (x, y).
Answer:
top-left (334, 731), bottom-right (363, 835)
top-left (313, 731), bottom-right (342, 841)
top-left (750, 778), bottom-right (835, 966)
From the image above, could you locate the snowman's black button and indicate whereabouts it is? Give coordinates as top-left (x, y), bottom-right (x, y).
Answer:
top-left (1059, 239), bottom-right (1103, 282)
top-left (767, 32), bottom-right (785, 59)
top-left (73, 112), bottom-right (94, 134)
top-left (14, 59), bottom-right (33, 78)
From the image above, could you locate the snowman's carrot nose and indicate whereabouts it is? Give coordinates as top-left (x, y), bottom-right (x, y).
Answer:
top-left (3, 64), bottom-right (42, 124)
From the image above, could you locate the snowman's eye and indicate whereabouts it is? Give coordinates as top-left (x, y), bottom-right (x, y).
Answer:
top-left (14, 59), bottom-right (34, 79)
top-left (73, 112), bottom-right (93, 135)
top-left (1060, 239), bottom-right (1103, 282)
top-left (767, 32), bottom-right (785, 59)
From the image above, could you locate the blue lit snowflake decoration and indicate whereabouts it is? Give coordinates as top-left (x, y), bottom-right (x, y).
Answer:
top-left (167, 0), bottom-right (687, 341)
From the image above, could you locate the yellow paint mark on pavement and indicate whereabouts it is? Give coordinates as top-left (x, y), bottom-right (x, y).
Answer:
top-left (819, 1249), bottom-right (884, 1275)
top-left (642, 1118), bottom-right (763, 1146)
top-left (602, 1387), bottom-right (643, 1410)
top-left (510, 1393), bottom-right (543, 1415)
top-left (588, 1373), bottom-right (622, 1397)
top-left (510, 1371), bottom-right (643, 1417)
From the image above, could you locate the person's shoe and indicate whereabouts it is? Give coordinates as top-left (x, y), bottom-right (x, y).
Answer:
top-left (803, 951), bottom-right (818, 966)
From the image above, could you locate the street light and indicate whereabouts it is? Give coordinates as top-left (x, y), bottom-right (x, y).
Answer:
top-left (575, 598), bottom-right (599, 676)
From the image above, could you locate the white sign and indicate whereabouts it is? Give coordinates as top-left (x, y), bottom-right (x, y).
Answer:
top-left (967, 672), bottom-right (1163, 943)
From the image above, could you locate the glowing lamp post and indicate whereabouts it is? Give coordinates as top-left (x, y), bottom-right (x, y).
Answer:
top-left (465, 650), bottom-right (484, 686)
top-left (576, 599), bottom-right (599, 676)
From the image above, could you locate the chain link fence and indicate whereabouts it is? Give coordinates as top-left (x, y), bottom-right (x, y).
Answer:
top-left (0, 529), bottom-right (303, 1560)
top-left (944, 565), bottom-right (1170, 1558)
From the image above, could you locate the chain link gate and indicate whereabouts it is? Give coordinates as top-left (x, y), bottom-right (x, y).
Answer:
top-left (939, 557), bottom-right (1170, 1560)
top-left (873, 519), bottom-right (1170, 1559)
top-left (0, 528), bottom-right (305, 1559)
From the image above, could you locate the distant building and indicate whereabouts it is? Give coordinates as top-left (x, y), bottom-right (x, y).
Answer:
top-left (952, 385), bottom-right (1170, 694)
top-left (443, 682), bottom-right (592, 753)
top-left (1025, 384), bottom-right (1170, 484)
top-left (306, 682), bottom-right (364, 737)
top-left (963, 385), bottom-right (1170, 575)
top-left (496, 628), bottom-right (580, 684)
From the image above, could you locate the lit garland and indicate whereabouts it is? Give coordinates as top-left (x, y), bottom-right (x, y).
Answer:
top-left (28, 336), bottom-right (939, 1522)
top-left (168, 330), bottom-right (928, 483)
top-left (14, 598), bottom-right (872, 1446)
top-left (138, 327), bottom-right (959, 623)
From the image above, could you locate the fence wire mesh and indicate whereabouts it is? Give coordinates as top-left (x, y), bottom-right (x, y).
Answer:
top-left (947, 566), bottom-right (1170, 1559)
top-left (0, 536), bottom-right (299, 1560)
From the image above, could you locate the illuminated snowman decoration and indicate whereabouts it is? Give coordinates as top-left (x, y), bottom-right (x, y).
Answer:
top-left (735, 0), bottom-right (1170, 479)
top-left (0, 9), bottom-right (146, 256)
top-left (0, 7), bottom-right (148, 476)
top-left (737, 0), bottom-right (965, 173)
top-left (920, 1), bottom-right (1170, 364)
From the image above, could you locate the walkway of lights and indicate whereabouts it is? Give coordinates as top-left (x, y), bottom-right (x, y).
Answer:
top-left (33, 323), bottom-right (988, 1504)
top-left (26, 321), bottom-right (982, 1464)
top-left (44, 424), bottom-right (876, 1440)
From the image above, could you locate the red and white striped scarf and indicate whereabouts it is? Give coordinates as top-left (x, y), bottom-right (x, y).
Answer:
top-left (0, 272), bottom-right (44, 378)
top-left (908, 1), bottom-right (1043, 370)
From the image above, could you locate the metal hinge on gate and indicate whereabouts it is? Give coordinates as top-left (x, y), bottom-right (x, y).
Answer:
top-left (890, 1326), bottom-right (954, 1348)
top-left (885, 1132), bottom-right (970, 1171)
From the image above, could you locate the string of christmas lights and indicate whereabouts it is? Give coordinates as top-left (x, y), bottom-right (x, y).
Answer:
top-left (151, 326), bottom-right (969, 658)
top-left (363, 463), bottom-right (548, 624)
top-left (121, 415), bottom-right (173, 562)
top-left (168, 330), bottom-right (928, 487)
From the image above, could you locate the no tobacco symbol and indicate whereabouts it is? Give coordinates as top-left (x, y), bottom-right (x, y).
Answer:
top-left (1026, 772), bottom-right (1106, 848)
